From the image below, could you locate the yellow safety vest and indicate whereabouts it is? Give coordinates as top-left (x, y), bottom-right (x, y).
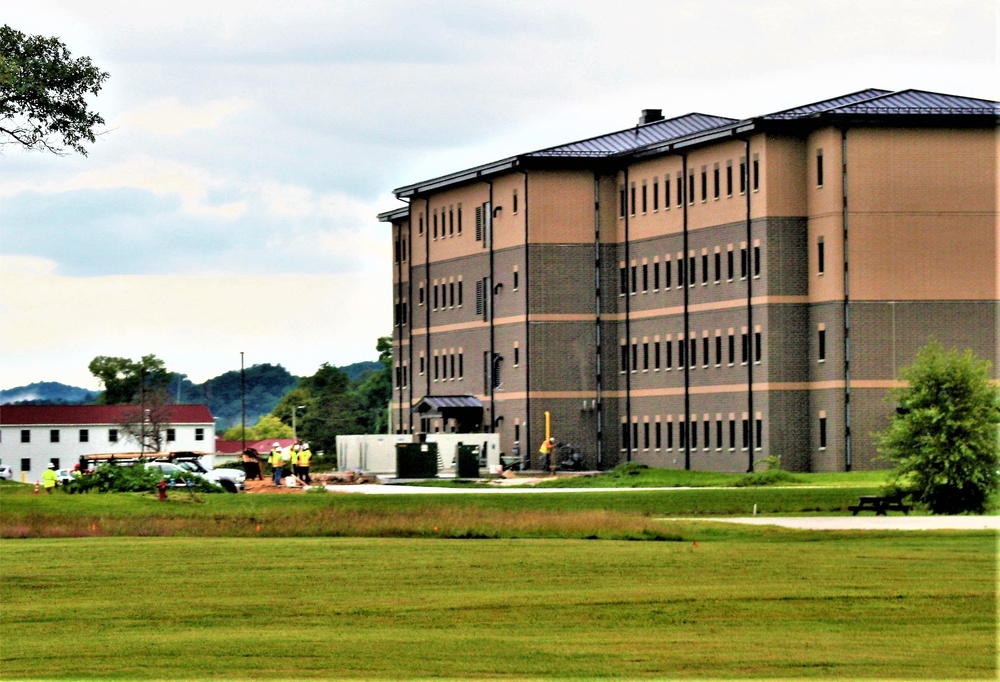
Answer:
top-left (298, 449), bottom-right (312, 467)
top-left (42, 469), bottom-right (57, 488)
top-left (269, 449), bottom-right (285, 466)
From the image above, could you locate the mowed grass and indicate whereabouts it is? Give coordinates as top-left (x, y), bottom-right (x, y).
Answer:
top-left (0, 483), bottom-right (888, 540)
top-left (1, 531), bottom-right (995, 680)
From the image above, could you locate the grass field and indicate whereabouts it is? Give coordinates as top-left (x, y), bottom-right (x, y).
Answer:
top-left (1, 530), bottom-right (995, 680)
top-left (1, 480), bottom-right (996, 680)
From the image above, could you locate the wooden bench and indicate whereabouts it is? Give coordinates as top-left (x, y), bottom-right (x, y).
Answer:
top-left (848, 493), bottom-right (912, 516)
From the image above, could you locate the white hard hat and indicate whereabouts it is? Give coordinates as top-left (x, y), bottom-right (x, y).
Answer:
top-left (48, 462), bottom-right (55, 468)
top-left (302, 443), bottom-right (309, 449)
top-left (273, 442), bottom-right (280, 447)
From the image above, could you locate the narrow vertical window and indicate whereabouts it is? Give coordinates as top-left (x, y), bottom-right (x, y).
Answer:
top-left (754, 331), bottom-right (762, 363)
top-left (716, 420), bottom-right (723, 450)
top-left (620, 266), bottom-right (628, 295)
top-left (512, 189), bottom-right (518, 214)
top-left (619, 186), bottom-right (626, 218)
top-left (816, 149), bottom-right (824, 187)
top-left (433, 210), bottom-right (438, 239)
top-left (729, 420), bottom-right (736, 449)
top-left (622, 422), bottom-right (630, 451)
top-left (644, 422), bottom-right (650, 449)
top-left (818, 237), bottom-right (825, 275)
top-left (742, 418), bottom-right (750, 450)
top-left (688, 171), bottom-right (695, 204)
top-left (652, 178), bottom-right (659, 210)
top-left (654, 341), bottom-right (661, 369)
top-left (641, 182), bottom-right (648, 213)
top-left (642, 263), bottom-right (648, 292)
top-left (457, 204), bottom-right (462, 234)
top-left (643, 342), bottom-right (649, 370)
top-left (752, 154), bottom-right (759, 191)
top-left (755, 418), bottom-right (763, 450)
top-left (655, 421), bottom-right (662, 449)
top-left (818, 328), bottom-right (827, 362)
top-left (728, 333), bottom-right (735, 365)
top-left (714, 252), bottom-right (721, 283)
top-left (740, 246), bottom-right (748, 279)
top-left (688, 256), bottom-right (696, 286)
top-left (701, 254), bottom-right (708, 284)
top-left (666, 339), bottom-right (673, 369)
top-left (726, 161), bottom-right (733, 196)
top-left (704, 421), bottom-right (711, 450)
top-left (700, 166), bottom-right (707, 201)
top-left (727, 249), bottom-right (734, 280)
top-left (689, 337), bottom-right (697, 368)
top-left (653, 262), bottom-right (660, 290)
top-left (739, 157), bottom-right (747, 193)
top-left (715, 335), bottom-right (722, 366)
top-left (667, 421), bottom-right (674, 449)
top-left (741, 332), bottom-right (749, 365)
top-left (702, 337), bottom-right (709, 367)
top-left (630, 183), bottom-right (636, 215)
top-left (713, 163), bottom-right (720, 199)
top-left (631, 342), bottom-right (638, 372)
top-left (630, 265), bottom-right (637, 293)
top-left (819, 417), bottom-right (828, 449)
top-left (753, 244), bottom-right (761, 277)
top-left (632, 422), bottom-right (639, 451)
top-left (690, 420), bottom-right (697, 449)
top-left (665, 175), bottom-right (671, 207)
top-left (620, 344), bottom-right (628, 373)
top-left (676, 176), bottom-right (683, 207)
top-left (664, 260), bottom-right (672, 289)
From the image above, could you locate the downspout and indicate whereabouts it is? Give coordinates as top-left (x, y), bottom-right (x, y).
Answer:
top-left (487, 179), bottom-right (495, 434)
top-left (623, 167), bottom-right (632, 462)
top-left (424, 198), bottom-right (432, 412)
top-left (406, 201), bottom-right (414, 435)
top-left (842, 129), bottom-right (852, 471)
top-left (681, 153), bottom-right (691, 470)
top-left (744, 138), bottom-right (754, 472)
top-left (593, 173), bottom-right (603, 469)
top-left (519, 170), bottom-right (530, 470)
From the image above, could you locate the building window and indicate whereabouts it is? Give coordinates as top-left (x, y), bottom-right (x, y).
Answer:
top-left (109, 429), bottom-right (118, 443)
top-left (716, 420), bottom-right (723, 450)
top-left (752, 154), bottom-right (760, 191)
top-left (665, 339), bottom-right (673, 369)
top-left (630, 265), bottom-right (637, 294)
top-left (713, 163), bottom-right (720, 199)
top-left (641, 182), bottom-right (647, 213)
top-left (688, 256), bottom-right (696, 287)
top-left (816, 149), bottom-right (824, 187)
top-left (620, 344), bottom-right (628, 373)
top-left (79, 429), bottom-right (89, 443)
top-left (457, 280), bottom-right (463, 306)
top-left (818, 328), bottom-right (827, 362)
top-left (630, 183), bottom-right (636, 215)
top-left (676, 176), bottom-right (683, 207)
top-left (742, 418), bottom-right (750, 450)
top-left (664, 260), bottom-right (672, 289)
top-left (513, 269), bottom-right (519, 291)
top-left (512, 190), bottom-right (518, 214)
top-left (654, 341), bottom-right (661, 370)
top-left (701, 254), bottom-right (708, 284)
top-left (714, 252), bottom-right (721, 283)
top-left (818, 237), bottom-right (825, 275)
top-left (679, 420), bottom-right (686, 448)
top-left (642, 263), bottom-right (648, 292)
top-left (631, 342), bottom-right (638, 373)
top-left (729, 419), bottom-right (736, 450)
top-left (418, 214), bottom-right (424, 236)
top-left (688, 171), bottom-right (695, 204)
top-left (448, 207), bottom-right (454, 236)
top-left (166, 428), bottom-right (176, 442)
top-left (643, 342), bottom-right (649, 371)
top-left (419, 355), bottom-right (425, 375)
top-left (621, 422), bottom-right (629, 451)
top-left (449, 282), bottom-right (456, 308)
top-left (643, 422), bottom-right (650, 450)
top-left (514, 345), bottom-right (520, 367)
top-left (50, 430), bottom-right (60, 443)
top-left (739, 157), bottom-right (747, 193)
top-left (755, 419), bottom-right (763, 451)
top-left (433, 210), bottom-right (438, 239)
top-left (741, 332), bottom-right (749, 365)
top-left (434, 355), bottom-right (440, 381)
top-left (631, 422), bottom-right (639, 451)
top-left (704, 421), bottom-right (710, 450)
top-left (678, 338), bottom-right (686, 368)
top-left (653, 261), bottom-right (660, 290)
top-left (690, 420), bottom-right (698, 449)
top-left (457, 204), bottom-right (462, 234)
top-left (655, 421), bottom-right (662, 449)
top-left (619, 186), bottom-right (626, 218)
top-left (819, 417), bottom-right (828, 449)
top-left (459, 352), bottom-right (464, 379)
top-left (619, 266), bottom-right (627, 296)
top-left (700, 166), bottom-right (707, 202)
top-left (689, 337), bottom-right (697, 368)
top-left (652, 178), bottom-right (659, 211)
top-left (22, 458), bottom-right (31, 472)
top-left (20, 429), bottom-right (30, 443)
top-left (726, 161), bottom-right (733, 196)
top-left (418, 283), bottom-right (425, 306)
top-left (514, 423), bottom-right (520, 441)
top-left (715, 335), bottom-right (722, 366)
top-left (664, 174), bottom-right (671, 207)
top-left (740, 246), bottom-right (748, 279)
top-left (754, 331), bottom-right (762, 363)
top-left (727, 249), bottom-right (734, 280)
top-left (728, 333), bottom-right (735, 365)
top-left (702, 337), bottom-right (709, 367)
top-left (195, 428), bottom-right (204, 441)
top-left (666, 421), bottom-right (674, 449)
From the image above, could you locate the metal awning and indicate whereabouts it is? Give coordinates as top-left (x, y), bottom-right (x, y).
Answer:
top-left (412, 395), bottom-right (484, 413)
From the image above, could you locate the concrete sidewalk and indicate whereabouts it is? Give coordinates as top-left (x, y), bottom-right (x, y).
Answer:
top-left (692, 516), bottom-right (999, 530)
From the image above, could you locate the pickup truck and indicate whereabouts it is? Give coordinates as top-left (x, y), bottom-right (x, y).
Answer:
top-left (148, 458), bottom-right (245, 493)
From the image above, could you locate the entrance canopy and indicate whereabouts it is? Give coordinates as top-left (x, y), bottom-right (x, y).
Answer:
top-left (411, 395), bottom-right (484, 433)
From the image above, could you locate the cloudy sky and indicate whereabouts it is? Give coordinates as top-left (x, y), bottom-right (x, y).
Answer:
top-left (1, 0), bottom-right (996, 391)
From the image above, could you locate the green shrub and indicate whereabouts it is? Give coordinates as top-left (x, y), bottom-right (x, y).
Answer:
top-left (70, 463), bottom-right (222, 494)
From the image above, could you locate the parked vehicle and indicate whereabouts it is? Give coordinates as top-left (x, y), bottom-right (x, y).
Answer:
top-left (0, 465), bottom-right (12, 481)
top-left (55, 469), bottom-right (75, 485)
top-left (150, 457), bottom-right (245, 493)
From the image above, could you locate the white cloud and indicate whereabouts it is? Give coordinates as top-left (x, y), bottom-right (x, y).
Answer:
top-left (0, 255), bottom-right (390, 389)
top-left (115, 97), bottom-right (253, 136)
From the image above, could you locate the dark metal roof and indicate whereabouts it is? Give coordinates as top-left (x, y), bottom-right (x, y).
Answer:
top-left (761, 89), bottom-right (892, 119)
top-left (377, 206), bottom-right (409, 223)
top-left (821, 89), bottom-right (1000, 116)
top-left (527, 113), bottom-right (737, 158)
top-left (412, 395), bottom-right (484, 413)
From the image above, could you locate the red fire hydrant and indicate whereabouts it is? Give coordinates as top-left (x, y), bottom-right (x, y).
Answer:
top-left (156, 479), bottom-right (168, 502)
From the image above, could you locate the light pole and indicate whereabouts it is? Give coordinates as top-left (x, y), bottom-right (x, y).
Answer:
top-left (292, 405), bottom-right (305, 439)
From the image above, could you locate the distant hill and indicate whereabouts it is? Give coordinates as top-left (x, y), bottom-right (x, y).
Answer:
top-left (0, 382), bottom-right (99, 405)
top-left (341, 361), bottom-right (381, 381)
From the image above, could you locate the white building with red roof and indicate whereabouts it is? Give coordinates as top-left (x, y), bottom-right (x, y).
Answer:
top-left (0, 404), bottom-right (215, 481)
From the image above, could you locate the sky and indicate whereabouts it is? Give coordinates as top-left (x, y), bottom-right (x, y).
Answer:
top-left (1, 0), bottom-right (996, 392)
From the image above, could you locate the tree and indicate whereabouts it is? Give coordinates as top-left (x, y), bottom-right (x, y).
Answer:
top-left (221, 415), bottom-right (293, 441)
top-left (878, 341), bottom-right (1000, 514)
top-left (89, 355), bottom-right (171, 404)
top-left (1, 25), bottom-right (109, 155)
top-left (118, 390), bottom-right (174, 453)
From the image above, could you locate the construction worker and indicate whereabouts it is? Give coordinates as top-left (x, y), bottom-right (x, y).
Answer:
top-left (268, 442), bottom-right (286, 486)
top-left (42, 463), bottom-right (57, 494)
top-left (297, 442), bottom-right (313, 484)
top-left (539, 437), bottom-right (555, 471)
top-left (288, 443), bottom-right (301, 485)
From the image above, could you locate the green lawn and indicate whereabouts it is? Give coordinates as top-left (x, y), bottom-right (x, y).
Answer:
top-left (1, 531), bottom-right (995, 680)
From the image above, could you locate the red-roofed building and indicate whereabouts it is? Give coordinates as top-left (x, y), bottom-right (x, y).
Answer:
top-left (0, 404), bottom-right (215, 481)
top-left (214, 437), bottom-right (297, 455)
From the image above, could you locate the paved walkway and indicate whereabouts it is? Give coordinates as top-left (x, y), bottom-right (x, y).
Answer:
top-left (691, 516), bottom-right (999, 530)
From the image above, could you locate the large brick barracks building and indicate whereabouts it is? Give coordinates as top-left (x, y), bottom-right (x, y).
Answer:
top-left (378, 89), bottom-right (999, 472)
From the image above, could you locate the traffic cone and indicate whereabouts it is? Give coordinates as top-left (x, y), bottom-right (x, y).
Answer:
top-left (33, 481), bottom-right (39, 495)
